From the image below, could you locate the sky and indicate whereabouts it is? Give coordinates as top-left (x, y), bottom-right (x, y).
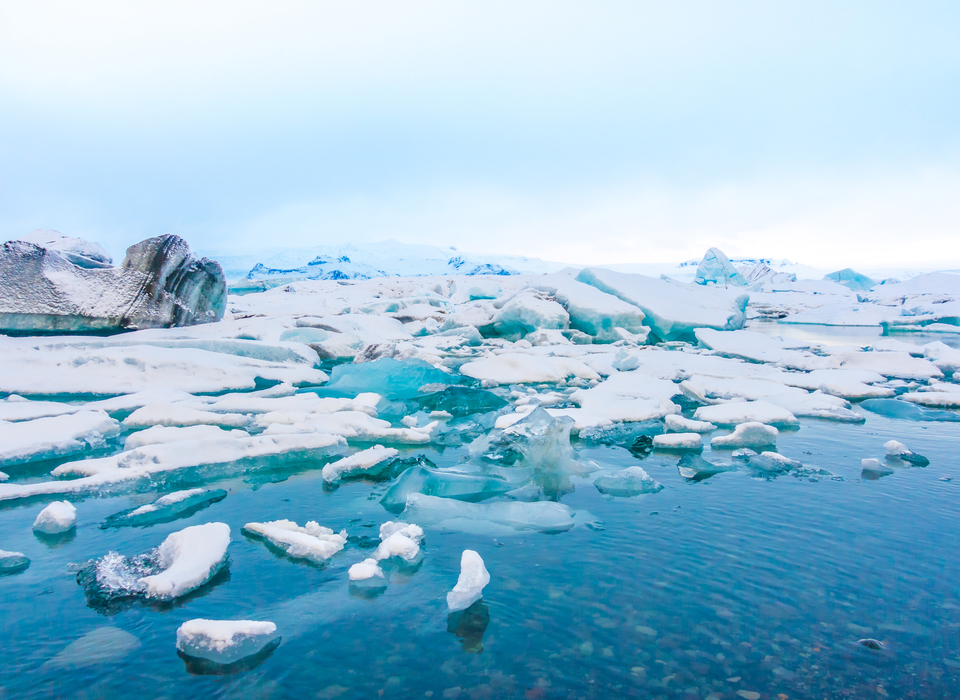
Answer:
top-left (1, 1), bottom-right (959, 269)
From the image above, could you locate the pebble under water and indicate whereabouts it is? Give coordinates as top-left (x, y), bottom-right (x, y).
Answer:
top-left (2, 409), bottom-right (959, 700)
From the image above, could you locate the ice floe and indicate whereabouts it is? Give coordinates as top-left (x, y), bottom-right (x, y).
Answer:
top-left (33, 501), bottom-right (77, 534)
top-left (0, 410), bottom-right (120, 466)
top-left (176, 619), bottom-right (280, 669)
top-left (242, 520), bottom-right (347, 564)
top-left (447, 550), bottom-right (490, 612)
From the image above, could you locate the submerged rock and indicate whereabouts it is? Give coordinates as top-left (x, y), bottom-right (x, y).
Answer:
top-left (43, 626), bottom-right (141, 670)
top-left (0, 233), bottom-right (225, 334)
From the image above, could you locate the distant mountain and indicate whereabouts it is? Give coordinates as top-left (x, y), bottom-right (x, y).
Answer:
top-left (204, 240), bottom-right (568, 284)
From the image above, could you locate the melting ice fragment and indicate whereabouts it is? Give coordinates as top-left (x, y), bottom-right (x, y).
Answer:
top-left (746, 452), bottom-right (803, 474)
top-left (664, 414), bottom-right (716, 433)
top-left (677, 454), bottom-right (733, 481)
top-left (380, 465), bottom-right (512, 513)
top-left (862, 458), bottom-right (894, 478)
top-left (860, 399), bottom-right (960, 422)
top-left (322, 445), bottom-right (400, 484)
top-left (652, 433), bottom-right (703, 451)
top-left (325, 358), bottom-right (458, 399)
top-left (101, 489), bottom-right (227, 529)
top-left (0, 549), bottom-right (30, 575)
top-left (0, 410), bottom-right (120, 467)
top-left (404, 493), bottom-right (576, 533)
top-left (43, 627), bottom-right (141, 671)
top-left (33, 501), bottom-right (77, 534)
top-left (711, 422), bottom-right (779, 449)
top-left (176, 619), bottom-right (280, 674)
top-left (348, 558), bottom-right (387, 590)
top-left (414, 386), bottom-right (508, 417)
top-left (447, 550), bottom-right (490, 612)
top-left (594, 467), bottom-right (663, 497)
top-left (372, 522), bottom-right (424, 563)
top-left (242, 520), bottom-right (347, 564)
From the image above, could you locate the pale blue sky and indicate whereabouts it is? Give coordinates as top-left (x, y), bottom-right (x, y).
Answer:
top-left (1, 1), bottom-right (958, 268)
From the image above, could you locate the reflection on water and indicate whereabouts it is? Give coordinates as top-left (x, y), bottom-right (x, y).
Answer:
top-left (1, 411), bottom-right (959, 699)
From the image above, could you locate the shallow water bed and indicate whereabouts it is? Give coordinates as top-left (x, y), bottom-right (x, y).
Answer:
top-left (1, 412), bottom-right (959, 700)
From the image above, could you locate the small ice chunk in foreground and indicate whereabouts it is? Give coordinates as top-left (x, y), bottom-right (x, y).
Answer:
top-left (652, 433), bottom-right (703, 451)
top-left (176, 619), bottom-right (280, 667)
top-left (242, 520), bottom-right (347, 564)
top-left (348, 558), bottom-right (387, 589)
top-left (594, 467), bottom-right (663, 497)
top-left (33, 500), bottom-right (77, 534)
top-left (102, 488), bottom-right (227, 529)
top-left (883, 439), bottom-right (929, 466)
top-left (447, 550), bottom-right (490, 612)
top-left (373, 522), bottom-right (424, 562)
top-left (0, 549), bottom-right (30, 575)
top-left (139, 522), bottom-right (231, 600)
top-left (711, 422), bottom-right (779, 449)
top-left (677, 454), bottom-right (733, 480)
top-left (862, 458), bottom-right (894, 477)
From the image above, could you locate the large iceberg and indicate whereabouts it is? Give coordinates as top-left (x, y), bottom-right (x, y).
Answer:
top-left (0, 233), bottom-right (226, 333)
top-left (694, 247), bottom-right (748, 287)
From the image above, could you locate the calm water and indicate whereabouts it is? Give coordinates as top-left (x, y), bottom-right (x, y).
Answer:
top-left (2, 405), bottom-right (960, 700)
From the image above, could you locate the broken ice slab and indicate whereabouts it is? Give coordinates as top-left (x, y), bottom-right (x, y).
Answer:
top-left (372, 522), bottom-right (425, 563)
top-left (122, 404), bottom-right (252, 430)
top-left (478, 407), bottom-right (582, 475)
top-left (0, 550), bottom-right (30, 575)
top-left (664, 414), bottom-right (716, 433)
top-left (380, 465), bottom-right (513, 513)
top-left (677, 454), bottom-right (734, 481)
top-left (459, 352), bottom-right (600, 386)
top-left (576, 420), bottom-right (665, 446)
top-left (322, 445), bottom-right (400, 484)
top-left (594, 467), bottom-right (663, 497)
top-left (883, 439), bottom-right (930, 466)
top-left (0, 432), bottom-right (346, 504)
top-left (414, 386), bottom-right (508, 417)
top-left (403, 493), bottom-right (576, 534)
top-left (652, 433), bottom-right (703, 451)
top-left (78, 522), bottom-right (231, 608)
top-left (860, 399), bottom-right (960, 422)
top-left (242, 520), bottom-right (347, 565)
top-left (694, 400), bottom-right (799, 428)
top-left (0, 410), bottom-right (120, 467)
top-left (711, 422), bottom-right (779, 450)
top-left (746, 452), bottom-right (803, 474)
top-left (176, 619), bottom-right (280, 675)
top-left (694, 247), bottom-right (749, 287)
top-left (324, 358), bottom-right (460, 399)
top-left (101, 489), bottom-right (227, 529)
top-left (447, 550), bottom-right (490, 612)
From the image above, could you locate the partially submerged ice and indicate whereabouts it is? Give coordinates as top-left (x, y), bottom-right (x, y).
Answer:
top-left (677, 454), bottom-right (734, 480)
top-left (594, 466), bottom-right (663, 497)
top-left (0, 550), bottom-right (30, 575)
top-left (711, 422), bottom-right (779, 449)
top-left (380, 465), bottom-right (512, 513)
top-left (0, 410), bottom-right (120, 467)
top-left (403, 493), bottom-right (576, 533)
top-left (372, 521), bottom-right (425, 563)
top-left (0, 233), bottom-right (226, 333)
top-left (322, 445), bottom-right (400, 483)
top-left (33, 501), bottom-right (77, 534)
top-left (242, 520), bottom-right (347, 564)
top-left (80, 522), bottom-right (231, 603)
top-left (102, 489), bottom-right (227, 529)
top-left (176, 619), bottom-right (280, 672)
top-left (447, 550), bottom-right (490, 612)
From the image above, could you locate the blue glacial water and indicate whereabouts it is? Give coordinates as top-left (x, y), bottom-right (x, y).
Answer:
top-left (2, 409), bottom-right (960, 699)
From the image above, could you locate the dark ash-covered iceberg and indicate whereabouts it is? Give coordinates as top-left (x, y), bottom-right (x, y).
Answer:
top-left (0, 232), bottom-right (226, 333)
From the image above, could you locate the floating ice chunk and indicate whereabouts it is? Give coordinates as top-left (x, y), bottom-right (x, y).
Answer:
top-left (136, 522), bottom-right (231, 600)
top-left (884, 440), bottom-right (910, 456)
top-left (373, 522), bottom-right (424, 562)
top-left (447, 550), bottom-right (490, 612)
top-left (325, 358), bottom-right (455, 400)
top-left (652, 433), bottom-right (703, 451)
top-left (711, 422), bottom-right (779, 449)
top-left (42, 627), bottom-right (141, 671)
top-left (835, 352), bottom-right (942, 381)
top-left (404, 493), bottom-right (576, 533)
top-left (694, 401), bottom-right (799, 427)
top-left (0, 471), bottom-right (7, 481)
top-left (923, 341), bottom-right (960, 375)
top-left (0, 549), bottom-right (30, 575)
top-left (900, 381), bottom-right (960, 408)
top-left (380, 465), bottom-right (512, 513)
top-left (349, 558), bottom-right (386, 582)
top-left (860, 399), bottom-right (960, 422)
top-left (123, 404), bottom-right (251, 430)
top-left (765, 390), bottom-right (865, 423)
top-left (861, 458), bottom-right (894, 478)
top-left (547, 372), bottom-right (680, 431)
top-left (677, 454), bottom-right (733, 480)
top-left (694, 248), bottom-right (748, 287)
top-left (0, 410), bottom-right (120, 466)
top-left (124, 425), bottom-right (249, 449)
top-left (882, 440), bottom-right (929, 466)
top-left (0, 396), bottom-right (80, 422)
top-left (33, 501), bottom-right (77, 534)
top-left (176, 619), bottom-right (280, 668)
top-left (576, 267), bottom-right (748, 341)
top-left (243, 520), bottom-right (347, 564)
top-left (260, 411), bottom-right (436, 444)
top-left (594, 466), bottom-right (663, 496)
top-left (102, 489), bottom-right (227, 528)
top-left (322, 445), bottom-right (400, 483)
top-left (460, 353), bottom-right (600, 385)
top-left (664, 414), bottom-right (716, 433)
top-left (415, 386), bottom-right (508, 417)
top-left (694, 328), bottom-right (820, 369)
